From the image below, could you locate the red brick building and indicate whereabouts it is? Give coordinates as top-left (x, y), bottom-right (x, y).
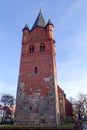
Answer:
top-left (15, 10), bottom-right (59, 125)
top-left (58, 85), bottom-right (73, 122)
top-left (65, 98), bottom-right (73, 118)
top-left (58, 85), bottom-right (66, 122)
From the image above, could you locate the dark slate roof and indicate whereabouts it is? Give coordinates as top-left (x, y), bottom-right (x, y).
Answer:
top-left (47, 19), bottom-right (54, 27)
top-left (31, 10), bottom-right (46, 30)
top-left (22, 24), bottom-right (29, 31)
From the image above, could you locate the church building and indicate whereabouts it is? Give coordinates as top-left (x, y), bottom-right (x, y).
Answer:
top-left (15, 10), bottom-right (63, 125)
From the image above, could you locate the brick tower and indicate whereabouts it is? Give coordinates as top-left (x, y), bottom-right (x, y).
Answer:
top-left (15, 10), bottom-right (60, 125)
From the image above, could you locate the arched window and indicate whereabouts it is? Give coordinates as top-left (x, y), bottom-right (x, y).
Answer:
top-left (35, 67), bottom-right (38, 74)
top-left (29, 106), bottom-right (32, 110)
top-left (29, 45), bottom-right (34, 53)
top-left (40, 43), bottom-right (45, 52)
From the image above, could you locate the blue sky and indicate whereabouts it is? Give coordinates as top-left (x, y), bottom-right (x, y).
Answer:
top-left (0, 0), bottom-right (87, 99)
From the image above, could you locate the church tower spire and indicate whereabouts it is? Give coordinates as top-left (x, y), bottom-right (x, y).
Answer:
top-left (32, 10), bottom-right (46, 30)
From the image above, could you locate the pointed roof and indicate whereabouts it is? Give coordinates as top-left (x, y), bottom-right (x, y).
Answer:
top-left (32, 10), bottom-right (46, 30)
top-left (22, 24), bottom-right (29, 31)
top-left (47, 19), bottom-right (54, 27)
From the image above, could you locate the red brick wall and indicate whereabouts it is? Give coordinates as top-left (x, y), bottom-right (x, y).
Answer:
top-left (20, 27), bottom-right (55, 96)
top-left (65, 98), bottom-right (73, 117)
top-left (58, 86), bottom-right (66, 122)
top-left (58, 86), bottom-right (73, 121)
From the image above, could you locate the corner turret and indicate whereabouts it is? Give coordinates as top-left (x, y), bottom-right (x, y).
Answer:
top-left (46, 19), bottom-right (54, 39)
top-left (22, 24), bottom-right (29, 42)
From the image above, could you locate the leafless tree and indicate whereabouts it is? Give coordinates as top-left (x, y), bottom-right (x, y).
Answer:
top-left (0, 94), bottom-right (15, 107)
top-left (0, 94), bottom-right (15, 121)
top-left (69, 93), bottom-right (87, 120)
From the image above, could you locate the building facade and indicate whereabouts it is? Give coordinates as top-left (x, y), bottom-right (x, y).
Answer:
top-left (58, 86), bottom-right (73, 122)
top-left (65, 98), bottom-right (73, 119)
top-left (58, 86), bottom-right (66, 122)
top-left (15, 10), bottom-right (60, 125)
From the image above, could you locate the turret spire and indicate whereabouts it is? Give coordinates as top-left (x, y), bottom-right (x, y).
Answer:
top-left (22, 24), bottom-right (29, 31)
top-left (47, 19), bottom-right (54, 27)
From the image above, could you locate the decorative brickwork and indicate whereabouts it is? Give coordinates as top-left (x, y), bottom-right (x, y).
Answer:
top-left (14, 11), bottom-right (59, 125)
